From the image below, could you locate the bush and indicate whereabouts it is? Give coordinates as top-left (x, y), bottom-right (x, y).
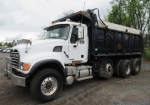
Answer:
top-left (144, 48), bottom-right (150, 60)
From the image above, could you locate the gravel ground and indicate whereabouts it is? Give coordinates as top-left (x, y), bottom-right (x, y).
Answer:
top-left (0, 53), bottom-right (150, 105)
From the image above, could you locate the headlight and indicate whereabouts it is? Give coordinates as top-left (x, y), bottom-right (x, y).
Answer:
top-left (19, 62), bottom-right (30, 71)
top-left (19, 62), bottom-right (23, 70)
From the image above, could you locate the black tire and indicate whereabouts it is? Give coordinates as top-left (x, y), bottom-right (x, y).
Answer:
top-left (131, 58), bottom-right (141, 75)
top-left (104, 60), bottom-right (114, 79)
top-left (30, 68), bottom-right (63, 102)
top-left (119, 59), bottom-right (131, 78)
top-left (114, 59), bottom-right (123, 77)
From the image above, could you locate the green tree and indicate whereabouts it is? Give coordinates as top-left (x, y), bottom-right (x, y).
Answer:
top-left (144, 34), bottom-right (150, 47)
top-left (0, 42), bottom-right (2, 46)
top-left (4, 42), bottom-right (8, 47)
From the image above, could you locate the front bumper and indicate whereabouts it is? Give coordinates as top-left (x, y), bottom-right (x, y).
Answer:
top-left (4, 57), bottom-right (26, 87)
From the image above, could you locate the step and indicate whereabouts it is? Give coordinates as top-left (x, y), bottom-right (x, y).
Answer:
top-left (76, 76), bottom-right (93, 81)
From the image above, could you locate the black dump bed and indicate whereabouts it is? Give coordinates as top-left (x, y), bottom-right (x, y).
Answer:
top-left (53, 10), bottom-right (143, 57)
top-left (93, 27), bottom-right (143, 56)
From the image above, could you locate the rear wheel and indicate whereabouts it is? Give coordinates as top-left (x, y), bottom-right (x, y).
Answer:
top-left (104, 60), bottom-right (114, 79)
top-left (131, 58), bottom-right (141, 75)
top-left (114, 59), bottom-right (123, 77)
top-left (30, 68), bottom-right (63, 102)
top-left (119, 59), bottom-right (131, 78)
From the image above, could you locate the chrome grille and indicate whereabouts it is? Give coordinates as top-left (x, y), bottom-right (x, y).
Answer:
top-left (10, 50), bottom-right (20, 68)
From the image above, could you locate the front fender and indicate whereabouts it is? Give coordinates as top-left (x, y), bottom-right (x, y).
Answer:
top-left (29, 59), bottom-right (65, 74)
top-left (21, 52), bottom-right (65, 74)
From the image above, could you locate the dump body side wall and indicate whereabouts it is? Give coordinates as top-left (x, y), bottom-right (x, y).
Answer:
top-left (91, 26), bottom-right (143, 57)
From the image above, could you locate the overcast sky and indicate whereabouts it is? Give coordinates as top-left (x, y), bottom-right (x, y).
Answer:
top-left (0, 0), bottom-right (111, 42)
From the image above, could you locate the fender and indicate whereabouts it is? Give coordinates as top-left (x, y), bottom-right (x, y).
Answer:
top-left (29, 59), bottom-right (66, 84)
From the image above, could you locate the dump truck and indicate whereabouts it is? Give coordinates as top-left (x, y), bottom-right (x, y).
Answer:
top-left (4, 8), bottom-right (143, 102)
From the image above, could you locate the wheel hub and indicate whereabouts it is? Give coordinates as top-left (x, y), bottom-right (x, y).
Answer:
top-left (46, 82), bottom-right (52, 89)
top-left (41, 76), bottom-right (58, 96)
top-left (106, 63), bottom-right (113, 75)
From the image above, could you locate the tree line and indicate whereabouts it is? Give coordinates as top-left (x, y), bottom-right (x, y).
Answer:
top-left (0, 40), bottom-right (17, 48)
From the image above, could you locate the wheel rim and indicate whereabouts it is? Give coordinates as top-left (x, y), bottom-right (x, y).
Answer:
top-left (135, 62), bottom-right (140, 72)
top-left (125, 64), bottom-right (131, 75)
top-left (106, 63), bottom-right (113, 75)
top-left (41, 76), bottom-right (58, 96)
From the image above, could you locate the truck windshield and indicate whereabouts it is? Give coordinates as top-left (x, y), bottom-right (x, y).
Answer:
top-left (45, 24), bottom-right (70, 40)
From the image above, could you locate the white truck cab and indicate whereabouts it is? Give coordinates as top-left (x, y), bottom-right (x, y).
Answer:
top-left (9, 21), bottom-right (88, 74)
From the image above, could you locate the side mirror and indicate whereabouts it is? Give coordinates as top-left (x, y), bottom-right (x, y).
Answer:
top-left (78, 27), bottom-right (83, 39)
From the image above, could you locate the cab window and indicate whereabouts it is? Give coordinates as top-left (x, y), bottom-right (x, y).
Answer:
top-left (70, 27), bottom-right (78, 43)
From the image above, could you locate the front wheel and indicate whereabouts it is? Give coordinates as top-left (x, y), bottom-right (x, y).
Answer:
top-left (30, 68), bottom-right (63, 102)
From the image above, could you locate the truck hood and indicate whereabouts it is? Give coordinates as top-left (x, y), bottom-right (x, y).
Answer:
top-left (13, 39), bottom-right (65, 50)
top-left (31, 39), bottom-right (66, 48)
top-left (12, 39), bottom-right (66, 61)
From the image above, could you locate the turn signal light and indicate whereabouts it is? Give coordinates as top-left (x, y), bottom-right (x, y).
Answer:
top-left (23, 63), bottom-right (30, 71)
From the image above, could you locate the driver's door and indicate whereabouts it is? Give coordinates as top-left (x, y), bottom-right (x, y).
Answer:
top-left (68, 26), bottom-right (88, 62)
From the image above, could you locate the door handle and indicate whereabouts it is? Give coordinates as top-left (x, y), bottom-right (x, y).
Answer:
top-left (73, 45), bottom-right (77, 48)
